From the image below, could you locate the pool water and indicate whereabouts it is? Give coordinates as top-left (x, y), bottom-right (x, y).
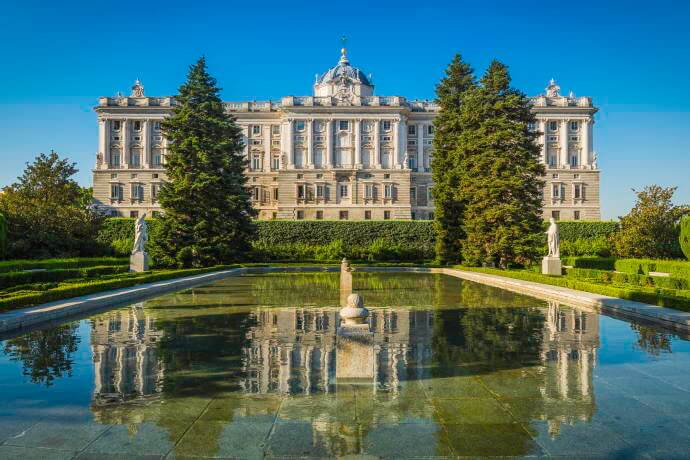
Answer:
top-left (1, 272), bottom-right (690, 458)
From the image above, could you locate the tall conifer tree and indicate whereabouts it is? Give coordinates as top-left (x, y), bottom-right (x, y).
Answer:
top-left (458, 61), bottom-right (545, 268)
top-left (431, 54), bottom-right (476, 264)
top-left (150, 57), bottom-right (255, 267)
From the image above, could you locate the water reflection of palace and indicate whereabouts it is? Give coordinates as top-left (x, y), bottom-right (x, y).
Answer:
top-left (540, 301), bottom-right (599, 434)
top-left (90, 304), bottom-right (165, 405)
top-left (241, 308), bottom-right (435, 394)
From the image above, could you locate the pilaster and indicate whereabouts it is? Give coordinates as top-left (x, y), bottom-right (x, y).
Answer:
top-left (143, 120), bottom-right (151, 168)
top-left (374, 120), bottom-right (381, 168)
top-left (121, 120), bottom-right (129, 167)
top-left (325, 119), bottom-right (333, 168)
top-left (306, 119), bottom-right (313, 168)
top-left (354, 119), bottom-right (362, 168)
top-left (560, 119), bottom-right (569, 168)
top-left (416, 123), bottom-right (424, 171)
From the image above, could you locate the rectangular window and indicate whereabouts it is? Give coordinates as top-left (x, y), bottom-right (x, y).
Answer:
top-left (427, 125), bottom-right (434, 135)
top-left (295, 120), bottom-right (305, 132)
top-left (574, 183), bottom-right (583, 199)
top-left (410, 187), bottom-right (417, 204)
top-left (574, 210), bottom-right (581, 220)
top-left (316, 210), bottom-right (323, 220)
top-left (339, 120), bottom-right (349, 131)
top-left (552, 210), bottom-right (560, 220)
top-left (384, 184), bottom-right (394, 199)
top-left (382, 120), bottom-right (391, 131)
top-left (384, 210), bottom-right (391, 220)
top-left (151, 184), bottom-right (159, 201)
top-left (271, 125), bottom-right (281, 135)
top-left (552, 184), bottom-right (561, 198)
top-left (364, 210), bottom-right (372, 220)
top-left (339, 211), bottom-right (348, 220)
top-left (427, 187), bottom-right (433, 202)
top-left (272, 188), bottom-right (279, 201)
top-left (316, 184), bottom-right (324, 198)
top-left (296, 210), bottom-right (305, 220)
top-left (527, 122), bottom-right (536, 131)
top-left (131, 183), bottom-right (144, 200)
top-left (570, 121), bottom-right (579, 131)
top-left (130, 211), bottom-right (139, 218)
top-left (133, 121), bottom-right (142, 131)
top-left (271, 156), bottom-right (280, 170)
top-left (130, 152), bottom-right (141, 167)
top-left (297, 185), bottom-right (305, 199)
top-left (407, 125), bottom-right (416, 136)
top-left (252, 155), bottom-right (261, 170)
top-left (152, 152), bottom-right (162, 167)
top-left (408, 156), bottom-right (417, 170)
top-left (253, 187), bottom-right (260, 201)
top-left (569, 153), bottom-right (578, 167)
top-left (339, 184), bottom-right (348, 198)
top-left (110, 184), bottom-right (123, 200)
top-left (112, 120), bottom-right (121, 131)
top-left (549, 121), bottom-right (558, 131)
top-left (153, 121), bottom-right (161, 131)
top-left (252, 125), bottom-right (261, 135)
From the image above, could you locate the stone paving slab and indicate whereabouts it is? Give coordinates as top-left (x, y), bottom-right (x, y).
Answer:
top-left (440, 267), bottom-right (690, 333)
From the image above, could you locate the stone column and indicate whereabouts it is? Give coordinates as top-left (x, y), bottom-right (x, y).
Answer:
top-left (354, 119), bottom-right (362, 168)
top-left (98, 118), bottom-right (107, 167)
top-left (398, 118), bottom-right (406, 168)
top-left (539, 119), bottom-right (547, 165)
top-left (143, 120), bottom-right (151, 168)
top-left (560, 119), bottom-right (569, 168)
top-left (121, 120), bottom-right (129, 167)
top-left (325, 120), bottom-right (333, 168)
top-left (286, 119), bottom-right (294, 168)
top-left (582, 119), bottom-right (591, 167)
top-left (306, 119), bottom-right (313, 168)
top-left (374, 120), bottom-right (381, 168)
top-left (264, 124), bottom-right (271, 172)
top-left (392, 120), bottom-right (400, 168)
top-left (416, 123), bottom-right (424, 171)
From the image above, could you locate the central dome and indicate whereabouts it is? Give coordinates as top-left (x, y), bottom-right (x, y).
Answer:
top-left (316, 48), bottom-right (372, 86)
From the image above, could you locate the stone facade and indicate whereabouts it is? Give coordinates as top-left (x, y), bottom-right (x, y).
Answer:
top-left (92, 52), bottom-right (600, 220)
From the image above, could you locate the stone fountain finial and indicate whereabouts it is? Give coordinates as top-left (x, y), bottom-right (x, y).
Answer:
top-left (339, 293), bottom-right (369, 325)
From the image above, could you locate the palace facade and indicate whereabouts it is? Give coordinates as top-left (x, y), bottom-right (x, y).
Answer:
top-left (92, 49), bottom-right (600, 220)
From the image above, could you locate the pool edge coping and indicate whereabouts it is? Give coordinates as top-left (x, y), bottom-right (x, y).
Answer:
top-left (1, 265), bottom-right (689, 335)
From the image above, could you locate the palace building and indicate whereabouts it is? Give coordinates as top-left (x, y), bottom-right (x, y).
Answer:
top-left (92, 49), bottom-right (600, 220)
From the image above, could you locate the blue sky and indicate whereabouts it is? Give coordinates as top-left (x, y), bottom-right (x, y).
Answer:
top-left (1, 0), bottom-right (688, 219)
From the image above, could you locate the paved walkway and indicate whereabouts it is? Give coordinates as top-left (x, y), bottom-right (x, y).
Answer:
top-left (440, 267), bottom-right (690, 334)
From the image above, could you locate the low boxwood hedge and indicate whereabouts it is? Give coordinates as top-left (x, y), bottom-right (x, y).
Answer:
top-left (455, 266), bottom-right (690, 312)
top-left (0, 265), bottom-right (240, 311)
top-left (0, 257), bottom-right (128, 274)
top-left (562, 257), bottom-right (617, 270)
top-left (0, 265), bottom-right (129, 289)
top-left (613, 259), bottom-right (690, 280)
top-left (566, 267), bottom-right (690, 290)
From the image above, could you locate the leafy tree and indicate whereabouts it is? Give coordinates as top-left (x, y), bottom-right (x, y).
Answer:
top-left (457, 61), bottom-right (545, 268)
top-left (3, 323), bottom-right (80, 386)
top-left (431, 54), bottom-right (476, 264)
top-left (679, 216), bottom-right (690, 260)
top-left (612, 185), bottom-right (689, 259)
top-left (0, 151), bottom-right (103, 259)
top-left (0, 212), bottom-right (7, 259)
top-left (149, 57), bottom-right (256, 267)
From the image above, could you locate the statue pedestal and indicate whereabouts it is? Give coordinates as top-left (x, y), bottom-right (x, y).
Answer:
top-left (542, 256), bottom-right (562, 276)
top-left (130, 252), bottom-right (149, 272)
top-left (336, 324), bottom-right (375, 383)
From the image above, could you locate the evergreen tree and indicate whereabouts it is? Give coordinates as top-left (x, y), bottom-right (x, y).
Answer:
top-left (458, 61), bottom-right (545, 268)
top-left (150, 57), bottom-right (256, 267)
top-left (431, 54), bottom-right (476, 264)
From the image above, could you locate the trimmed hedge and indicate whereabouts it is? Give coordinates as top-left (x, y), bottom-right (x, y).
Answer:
top-left (455, 266), bottom-right (690, 312)
top-left (566, 267), bottom-right (690, 290)
top-left (562, 257), bottom-right (617, 270)
top-left (0, 257), bottom-right (128, 274)
top-left (0, 265), bottom-right (240, 311)
top-left (97, 218), bottom-right (618, 262)
top-left (0, 265), bottom-right (129, 290)
top-left (613, 258), bottom-right (690, 280)
top-left (681, 216), bottom-right (690, 260)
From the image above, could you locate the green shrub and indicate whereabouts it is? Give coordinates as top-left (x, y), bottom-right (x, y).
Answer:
top-left (0, 212), bottom-right (7, 260)
top-left (554, 221), bottom-right (619, 241)
top-left (562, 257), bottom-right (616, 270)
top-left (681, 216), bottom-right (690, 260)
top-left (560, 236), bottom-right (613, 257)
top-left (0, 265), bottom-right (239, 310)
top-left (0, 257), bottom-right (127, 274)
top-left (0, 265), bottom-right (129, 290)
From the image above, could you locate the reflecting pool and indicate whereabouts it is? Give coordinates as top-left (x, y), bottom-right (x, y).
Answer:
top-left (1, 272), bottom-right (690, 458)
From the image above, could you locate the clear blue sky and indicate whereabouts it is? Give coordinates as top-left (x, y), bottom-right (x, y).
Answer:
top-left (1, 0), bottom-right (688, 220)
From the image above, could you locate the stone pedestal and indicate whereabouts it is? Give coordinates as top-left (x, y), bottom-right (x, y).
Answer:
top-left (542, 256), bottom-right (562, 276)
top-left (336, 324), bottom-right (375, 382)
top-left (130, 252), bottom-right (149, 272)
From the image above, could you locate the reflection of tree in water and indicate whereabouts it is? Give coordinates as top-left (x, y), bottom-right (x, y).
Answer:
top-left (631, 323), bottom-right (672, 356)
top-left (3, 323), bottom-right (80, 386)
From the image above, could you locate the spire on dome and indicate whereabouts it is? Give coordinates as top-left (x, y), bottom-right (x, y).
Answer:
top-left (131, 79), bottom-right (145, 97)
top-left (546, 78), bottom-right (560, 97)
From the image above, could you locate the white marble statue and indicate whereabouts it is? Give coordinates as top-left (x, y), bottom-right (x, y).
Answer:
top-left (132, 214), bottom-right (148, 255)
top-left (546, 217), bottom-right (560, 258)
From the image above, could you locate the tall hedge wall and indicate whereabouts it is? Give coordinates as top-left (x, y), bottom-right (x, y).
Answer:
top-left (96, 218), bottom-right (618, 259)
top-left (681, 216), bottom-right (690, 261)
